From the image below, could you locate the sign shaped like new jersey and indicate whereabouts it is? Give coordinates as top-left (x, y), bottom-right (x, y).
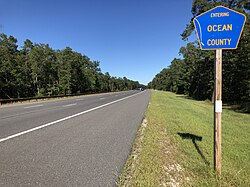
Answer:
top-left (193, 6), bottom-right (246, 50)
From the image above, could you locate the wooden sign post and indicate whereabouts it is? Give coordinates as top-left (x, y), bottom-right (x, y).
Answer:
top-left (193, 6), bottom-right (246, 176)
top-left (214, 49), bottom-right (222, 175)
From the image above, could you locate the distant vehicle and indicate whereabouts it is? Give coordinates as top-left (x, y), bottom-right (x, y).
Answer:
top-left (136, 87), bottom-right (144, 91)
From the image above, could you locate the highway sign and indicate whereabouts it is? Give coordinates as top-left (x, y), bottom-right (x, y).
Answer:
top-left (193, 6), bottom-right (246, 50)
top-left (193, 6), bottom-right (246, 176)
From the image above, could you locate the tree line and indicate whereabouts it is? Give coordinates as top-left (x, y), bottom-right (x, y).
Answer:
top-left (148, 0), bottom-right (250, 111)
top-left (0, 33), bottom-right (141, 99)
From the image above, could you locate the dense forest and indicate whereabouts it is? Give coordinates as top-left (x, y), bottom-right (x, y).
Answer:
top-left (148, 0), bottom-right (250, 111)
top-left (0, 33), bottom-right (141, 99)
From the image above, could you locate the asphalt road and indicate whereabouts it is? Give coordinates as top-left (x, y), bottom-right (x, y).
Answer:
top-left (0, 90), bottom-right (151, 186)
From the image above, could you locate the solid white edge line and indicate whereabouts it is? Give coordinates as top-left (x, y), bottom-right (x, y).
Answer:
top-left (0, 91), bottom-right (144, 143)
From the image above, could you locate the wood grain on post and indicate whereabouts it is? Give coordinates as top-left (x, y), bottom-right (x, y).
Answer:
top-left (214, 49), bottom-right (222, 175)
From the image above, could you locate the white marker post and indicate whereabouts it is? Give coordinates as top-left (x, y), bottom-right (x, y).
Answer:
top-left (193, 6), bottom-right (246, 176)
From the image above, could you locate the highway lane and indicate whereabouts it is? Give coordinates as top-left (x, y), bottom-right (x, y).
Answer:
top-left (0, 90), bottom-right (151, 186)
top-left (0, 90), bottom-right (139, 139)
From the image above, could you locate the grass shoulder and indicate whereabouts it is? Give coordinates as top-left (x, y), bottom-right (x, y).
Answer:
top-left (119, 90), bottom-right (250, 186)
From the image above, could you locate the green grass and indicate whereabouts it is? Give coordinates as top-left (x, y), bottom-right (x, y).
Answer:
top-left (119, 90), bottom-right (250, 186)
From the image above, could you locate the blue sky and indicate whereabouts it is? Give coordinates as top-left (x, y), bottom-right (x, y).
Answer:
top-left (1, 0), bottom-right (196, 85)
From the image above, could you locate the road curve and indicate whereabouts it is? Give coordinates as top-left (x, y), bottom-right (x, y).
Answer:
top-left (0, 90), bottom-right (151, 186)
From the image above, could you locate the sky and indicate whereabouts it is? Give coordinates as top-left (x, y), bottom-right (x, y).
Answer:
top-left (1, 0), bottom-right (196, 85)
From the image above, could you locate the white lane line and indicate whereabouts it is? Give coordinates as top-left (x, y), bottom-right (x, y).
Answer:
top-left (24, 104), bottom-right (43, 109)
top-left (63, 103), bottom-right (77, 107)
top-left (115, 95), bottom-right (119, 97)
top-left (0, 91), bottom-right (145, 143)
top-left (75, 98), bottom-right (84, 101)
top-left (99, 97), bottom-right (105, 100)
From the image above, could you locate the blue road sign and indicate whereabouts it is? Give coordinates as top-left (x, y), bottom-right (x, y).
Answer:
top-left (193, 6), bottom-right (246, 50)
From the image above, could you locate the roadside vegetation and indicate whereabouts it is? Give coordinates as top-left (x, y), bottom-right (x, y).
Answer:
top-left (119, 91), bottom-right (250, 186)
top-left (148, 0), bottom-right (250, 112)
top-left (0, 34), bottom-right (140, 99)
